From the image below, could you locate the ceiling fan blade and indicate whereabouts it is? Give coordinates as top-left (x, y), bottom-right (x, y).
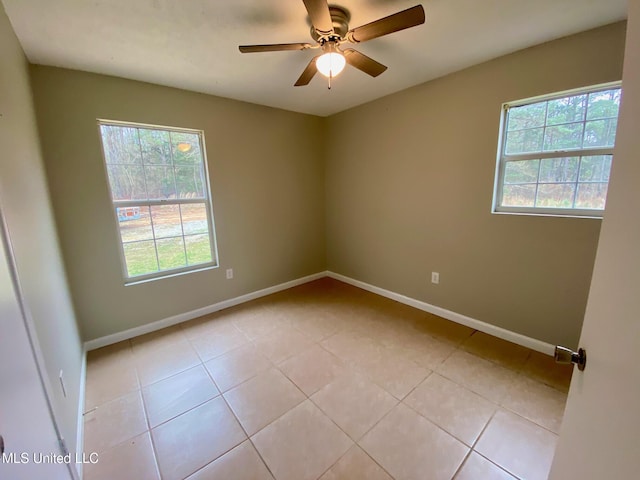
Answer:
top-left (302, 0), bottom-right (334, 36)
top-left (239, 43), bottom-right (311, 53)
top-left (343, 49), bottom-right (387, 77)
top-left (294, 56), bottom-right (319, 86)
top-left (347, 5), bottom-right (425, 43)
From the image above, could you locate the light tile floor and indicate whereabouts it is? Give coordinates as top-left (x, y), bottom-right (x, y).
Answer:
top-left (83, 278), bottom-right (572, 480)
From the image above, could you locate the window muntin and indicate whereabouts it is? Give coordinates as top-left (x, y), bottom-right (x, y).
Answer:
top-left (98, 121), bottom-right (218, 282)
top-left (494, 84), bottom-right (621, 217)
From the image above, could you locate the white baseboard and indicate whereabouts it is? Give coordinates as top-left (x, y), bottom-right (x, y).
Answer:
top-left (85, 269), bottom-right (554, 356)
top-left (75, 348), bottom-right (87, 479)
top-left (327, 271), bottom-right (555, 356)
top-left (84, 272), bottom-right (327, 351)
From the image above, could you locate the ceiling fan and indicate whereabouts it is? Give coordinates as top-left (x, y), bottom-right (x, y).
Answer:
top-left (239, 0), bottom-right (426, 87)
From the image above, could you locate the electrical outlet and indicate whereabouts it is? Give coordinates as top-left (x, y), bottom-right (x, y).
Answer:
top-left (226, 268), bottom-right (233, 280)
top-left (431, 272), bottom-right (440, 284)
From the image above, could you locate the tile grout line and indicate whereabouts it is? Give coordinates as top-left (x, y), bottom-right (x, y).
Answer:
top-left (132, 334), bottom-right (204, 388)
top-left (450, 450), bottom-right (473, 480)
top-left (434, 349), bottom-right (522, 404)
top-left (139, 388), bottom-right (163, 480)
top-left (175, 391), bottom-right (254, 479)
top-left (133, 337), bottom-right (171, 480)
top-left (471, 450), bottom-right (524, 480)
top-left (85, 280), bottom-right (566, 480)
top-left (470, 408), bottom-right (497, 450)
top-left (306, 382), bottom-right (398, 445)
top-left (494, 404), bottom-right (563, 437)
top-left (148, 394), bottom-right (220, 430)
top-left (240, 330), bottom-right (373, 479)
top-left (132, 340), bottom-right (552, 478)
top-left (216, 384), bottom-right (279, 480)
top-left (208, 355), bottom-right (275, 395)
top-left (85, 343), bottom-right (163, 478)
top-left (432, 355), bottom-right (564, 435)
top-left (449, 408), bottom-right (502, 479)
top-left (314, 443), bottom-right (396, 480)
top-left (398, 392), bottom-right (486, 450)
top-left (465, 408), bottom-right (526, 480)
top-left (92, 335), bottom-right (209, 479)
top-left (241, 330), bottom-right (322, 438)
top-left (246, 436), bottom-right (278, 480)
top-left (317, 330), bottom-right (433, 403)
top-left (396, 369), bottom-right (435, 403)
top-left (223, 363), bottom-right (308, 434)
top-left (350, 397), bottom-right (452, 480)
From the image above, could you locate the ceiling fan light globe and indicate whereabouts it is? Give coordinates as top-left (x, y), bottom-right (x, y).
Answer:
top-left (316, 52), bottom-right (346, 77)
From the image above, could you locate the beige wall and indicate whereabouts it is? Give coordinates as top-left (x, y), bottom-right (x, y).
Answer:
top-left (0, 5), bottom-right (82, 460)
top-left (326, 22), bottom-right (627, 348)
top-left (30, 67), bottom-right (326, 341)
top-left (27, 22), bottom-right (625, 350)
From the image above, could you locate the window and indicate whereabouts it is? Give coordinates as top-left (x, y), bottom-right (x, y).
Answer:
top-left (98, 121), bottom-right (218, 282)
top-left (493, 83), bottom-right (621, 217)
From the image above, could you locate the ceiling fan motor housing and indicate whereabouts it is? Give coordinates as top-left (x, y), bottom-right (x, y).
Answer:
top-left (311, 6), bottom-right (351, 42)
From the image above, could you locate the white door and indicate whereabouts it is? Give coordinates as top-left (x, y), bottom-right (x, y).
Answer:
top-left (549, 2), bottom-right (640, 478)
top-left (0, 208), bottom-right (72, 479)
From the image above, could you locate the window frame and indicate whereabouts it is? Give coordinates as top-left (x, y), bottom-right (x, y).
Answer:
top-left (492, 81), bottom-right (622, 218)
top-left (97, 119), bottom-right (219, 284)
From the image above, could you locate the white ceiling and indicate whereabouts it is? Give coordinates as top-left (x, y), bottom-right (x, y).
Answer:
top-left (2, 0), bottom-right (627, 117)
